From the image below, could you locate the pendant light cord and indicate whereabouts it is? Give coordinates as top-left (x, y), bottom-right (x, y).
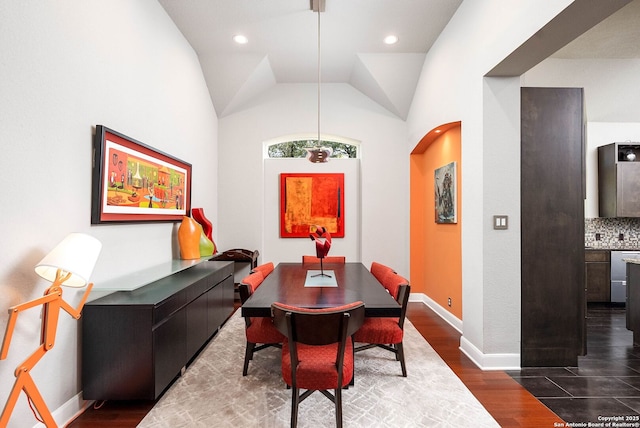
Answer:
top-left (317, 8), bottom-right (321, 147)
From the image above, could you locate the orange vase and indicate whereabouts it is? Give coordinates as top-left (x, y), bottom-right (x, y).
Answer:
top-left (178, 216), bottom-right (201, 260)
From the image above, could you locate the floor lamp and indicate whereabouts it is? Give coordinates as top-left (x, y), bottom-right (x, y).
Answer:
top-left (0, 233), bottom-right (101, 428)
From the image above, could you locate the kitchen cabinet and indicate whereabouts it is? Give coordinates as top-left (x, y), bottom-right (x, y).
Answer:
top-left (585, 250), bottom-right (610, 302)
top-left (82, 261), bottom-right (234, 400)
top-left (598, 142), bottom-right (640, 217)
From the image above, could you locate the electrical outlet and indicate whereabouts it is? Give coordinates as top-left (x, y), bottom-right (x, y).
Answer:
top-left (447, 297), bottom-right (452, 307)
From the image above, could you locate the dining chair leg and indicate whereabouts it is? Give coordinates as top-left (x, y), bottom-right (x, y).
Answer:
top-left (350, 337), bottom-right (355, 386)
top-left (397, 342), bottom-right (407, 377)
top-left (243, 342), bottom-right (255, 376)
top-left (335, 387), bottom-right (343, 428)
top-left (291, 386), bottom-right (300, 428)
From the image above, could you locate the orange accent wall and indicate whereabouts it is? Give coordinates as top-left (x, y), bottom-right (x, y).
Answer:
top-left (410, 123), bottom-right (462, 319)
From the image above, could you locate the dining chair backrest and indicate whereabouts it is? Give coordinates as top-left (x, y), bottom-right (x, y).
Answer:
top-left (271, 301), bottom-right (364, 346)
top-left (370, 261), bottom-right (396, 285)
top-left (301, 255), bottom-right (346, 264)
top-left (252, 261), bottom-right (275, 277)
top-left (382, 272), bottom-right (409, 301)
top-left (239, 271), bottom-right (265, 304)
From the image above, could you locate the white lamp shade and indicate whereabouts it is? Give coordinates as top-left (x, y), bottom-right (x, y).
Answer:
top-left (35, 233), bottom-right (102, 288)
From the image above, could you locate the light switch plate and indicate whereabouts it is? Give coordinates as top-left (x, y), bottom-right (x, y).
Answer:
top-left (493, 215), bottom-right (508, 230)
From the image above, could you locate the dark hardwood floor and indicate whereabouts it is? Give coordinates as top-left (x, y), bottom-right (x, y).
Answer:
top-left (67, 302), bottom-right (563, 427)
top-left (406, 303), bottom-right (563, 427)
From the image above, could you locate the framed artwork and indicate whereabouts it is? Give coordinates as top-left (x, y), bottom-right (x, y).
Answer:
top-left (435, 161), bottom-right (457, 224)
top-left (280, 173), bottom-right (344, 238)
top-left (91, 125), bottom-right (192, 224)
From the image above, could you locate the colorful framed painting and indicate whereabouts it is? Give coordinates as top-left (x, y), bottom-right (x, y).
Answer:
top-left (280, 173), bottom-right (344, 238)
top-left (91, 125), bottom-right (192, 224)
top-left (435, 161), bottom-right (457, 224)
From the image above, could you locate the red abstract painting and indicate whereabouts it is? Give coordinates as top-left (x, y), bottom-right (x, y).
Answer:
top-left (280, 173), bottom-right (344, 238)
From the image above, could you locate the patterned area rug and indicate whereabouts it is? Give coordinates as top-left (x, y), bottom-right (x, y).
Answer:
top-left (138, 310), bottom-right (499, 428)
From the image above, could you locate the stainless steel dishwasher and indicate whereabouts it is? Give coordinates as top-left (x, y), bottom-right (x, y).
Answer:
top-left (611, 251), bottom-right (640, 303)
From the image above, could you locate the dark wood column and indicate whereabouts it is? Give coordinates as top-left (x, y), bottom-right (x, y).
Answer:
top-left (520, 87), bottom-right (585, 366)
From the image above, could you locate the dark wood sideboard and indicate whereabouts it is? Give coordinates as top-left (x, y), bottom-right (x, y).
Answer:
top-left (82, 260), bottom-right (234, 400)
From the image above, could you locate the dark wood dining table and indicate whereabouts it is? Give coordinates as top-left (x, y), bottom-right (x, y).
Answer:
top-left (241, 262), bottom-right (401, 318)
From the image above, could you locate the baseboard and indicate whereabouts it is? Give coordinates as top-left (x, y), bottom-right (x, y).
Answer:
top-left (459, 336), bottom-right (521, 371)
top-left (410, 292), bottom-right (463, 333)
top-left (33, 393), bottom-right (92, 428)
top-left (409, 292), bottom-right (521, 371)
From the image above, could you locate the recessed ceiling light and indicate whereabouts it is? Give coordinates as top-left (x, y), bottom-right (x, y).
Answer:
top-left (233, 34), bottom-right (248, 45)
top-left (384, 35), bottom-right (398, 45)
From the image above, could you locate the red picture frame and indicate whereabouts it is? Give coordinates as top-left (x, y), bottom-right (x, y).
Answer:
top-left (91, 125), bottom-right (192, 224)
top-left (280, 173), bottom-right (344, 238)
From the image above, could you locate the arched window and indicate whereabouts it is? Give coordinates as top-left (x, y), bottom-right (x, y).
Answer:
top-left (266, 138), bottom-right (358, 159)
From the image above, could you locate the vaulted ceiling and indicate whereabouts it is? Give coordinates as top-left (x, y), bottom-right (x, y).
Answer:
top-left (158, 0), bottom-right (640, 119)
top-left (158, 0), bottom-right (462, 119)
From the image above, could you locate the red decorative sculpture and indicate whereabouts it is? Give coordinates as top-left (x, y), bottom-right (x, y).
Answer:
top-left (191, 207), bottom-right (217, 255)
top-left (191, 208), bottom-right (213, 240)
top-left (310, 225), bottom-right (332, 277)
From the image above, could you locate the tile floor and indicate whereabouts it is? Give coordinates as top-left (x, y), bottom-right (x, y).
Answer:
top-left (508, 304), bottom-right (640, 424)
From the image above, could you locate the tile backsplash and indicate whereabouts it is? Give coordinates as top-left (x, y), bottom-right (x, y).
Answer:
top-left (585, 217), bottom-right (640, 249)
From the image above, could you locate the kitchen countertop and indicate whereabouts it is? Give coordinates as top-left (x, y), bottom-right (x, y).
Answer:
top-left (586, 247), bottom-right (640, 251)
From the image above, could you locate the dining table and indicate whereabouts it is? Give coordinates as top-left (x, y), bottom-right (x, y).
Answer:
top-left (241, 262), bottom-right (401, 318)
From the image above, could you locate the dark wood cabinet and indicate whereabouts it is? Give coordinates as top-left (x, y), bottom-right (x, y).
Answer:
top-left (585, 250), bottom-right (611, 302)
top-left (82, 261), bottom-right (234, 400)
top-left (627, 262), bottom-right (640, 345)
top-left (521, 87), bottom-right (585, 367)
top-left (186, 290), bottom-right (209, 358)
top-left (598, 142), bottom-right (640, 217)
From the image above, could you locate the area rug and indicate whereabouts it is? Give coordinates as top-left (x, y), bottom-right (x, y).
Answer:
top-left (138, 310), bottom-right (499, 428)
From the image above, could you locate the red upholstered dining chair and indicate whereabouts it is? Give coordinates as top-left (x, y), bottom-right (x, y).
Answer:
top-left (271, 301), bottom-right (365, 428)
top-left (251, 261), bottom-right (275, 277)
top-left (301, 255), bottom-right (346, 264)
top-left (369, 261), bottom-right (396, 285)
top-left (354, 273), bottom-right (411, 377)
top-left (238, 271), bottom-right (284, 376)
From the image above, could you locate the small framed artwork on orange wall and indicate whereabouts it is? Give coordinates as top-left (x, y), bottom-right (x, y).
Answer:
top-left (435, 161), bottom-right (457, 224)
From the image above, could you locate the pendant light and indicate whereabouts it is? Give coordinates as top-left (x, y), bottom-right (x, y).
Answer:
top-left (307, 0), bottom-right (332, 163)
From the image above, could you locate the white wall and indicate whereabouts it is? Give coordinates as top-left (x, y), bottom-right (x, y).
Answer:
top-left (523, 58), bottom-right (640, 218)
top-left (218, 83), bottom-right (409, 277)
top-left (524, 58), bottom-right (640, 123)
top-left (263, 158), bottom-right (360, 263)
top-left (0, 2), bottom-right (217, 427)
top-left (407, 0), bottom-right (575, 365)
